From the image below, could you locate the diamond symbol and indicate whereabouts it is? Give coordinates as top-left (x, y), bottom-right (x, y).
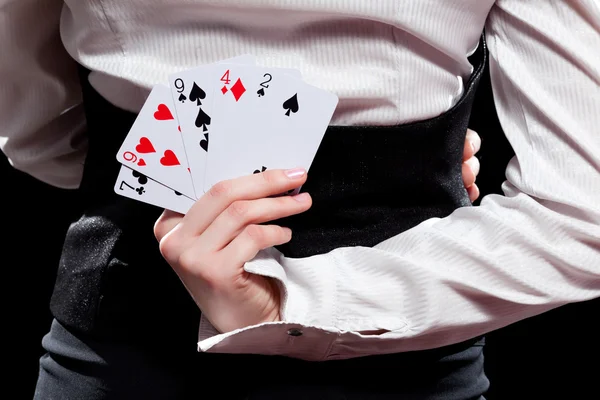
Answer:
top-left (230, 78), bottom-right (246, 101)
top-left (221, 86), bottom-right (228, 94)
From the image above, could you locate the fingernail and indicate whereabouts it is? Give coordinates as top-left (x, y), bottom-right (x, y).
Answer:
top-left (292, 193), bottom-right (310, 202)
top-left (465, 156), bottom-right (480, 177)
top-left (285, 168), bottom-right (306, 179)
top-left (467, 130), bottom-right (481, 153)
top-left (469, 184), bottom-right (480, 203)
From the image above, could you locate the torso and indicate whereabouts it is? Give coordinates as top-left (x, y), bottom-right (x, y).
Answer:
top-left (61, 0), bottom-right (494, 125)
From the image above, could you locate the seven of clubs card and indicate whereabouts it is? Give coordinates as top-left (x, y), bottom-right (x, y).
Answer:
top-left (114, 166), bottom-right (194, 215)
top-left (114, 56), bottom-right (339, 214)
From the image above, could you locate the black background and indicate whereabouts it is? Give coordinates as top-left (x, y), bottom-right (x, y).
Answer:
top-left (3, 58), bottom-right (598, 399)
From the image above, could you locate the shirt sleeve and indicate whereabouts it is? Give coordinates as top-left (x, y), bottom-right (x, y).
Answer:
top-left (196, 1), bottom-right (600, 361)
top-left (0, 0), bottom-right (87, 189)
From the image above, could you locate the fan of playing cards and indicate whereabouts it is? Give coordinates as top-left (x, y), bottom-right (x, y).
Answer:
top-left (114, 55), bottom-right (339, 214)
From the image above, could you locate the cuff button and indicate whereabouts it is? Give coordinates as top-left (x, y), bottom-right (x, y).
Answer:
top-left (287, 328), bottom-right (303, 337)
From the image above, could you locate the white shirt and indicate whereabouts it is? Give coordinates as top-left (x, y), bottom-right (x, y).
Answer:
top-left (1, 0), bottom-right (599, 361)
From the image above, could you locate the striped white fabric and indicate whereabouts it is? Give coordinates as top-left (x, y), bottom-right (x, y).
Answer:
top-left (1, 0), bottom-right (599, 360)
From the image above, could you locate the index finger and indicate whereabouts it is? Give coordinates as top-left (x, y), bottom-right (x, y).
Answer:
top-left (178, 168), bottom-right (308, 237)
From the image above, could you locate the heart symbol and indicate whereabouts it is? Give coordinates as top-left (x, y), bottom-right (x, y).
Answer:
top-left (160, 150), bottom-right (180, 166)
top-left (154, 104), bottom-right (174, 120)
top-left (138, 159), bottom-right (146, 166)
top-left (136, 137), bottom-right (156, 153)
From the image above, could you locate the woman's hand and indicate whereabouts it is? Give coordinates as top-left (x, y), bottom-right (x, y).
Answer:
top-left (154, 128), bottom-right (481, 334)
top-left (462, 129), bottom-right (481, 202)
top-left (153, 168), bottom-right (311, 333)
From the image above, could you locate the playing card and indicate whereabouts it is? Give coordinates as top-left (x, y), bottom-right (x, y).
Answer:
top-left (116, 84), bottom-right (195, 199)
top-left (204, 66), bottom-right (338, 192)
top-left (114, 165), bottom-right (195, 214)
top-left (169, 55), bottom-right (257, 198)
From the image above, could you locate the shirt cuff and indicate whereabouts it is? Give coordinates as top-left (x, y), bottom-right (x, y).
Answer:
top-left (197, 247), bottom-right (338, 360)
top-left (197, 247), bottom-right (410, 360)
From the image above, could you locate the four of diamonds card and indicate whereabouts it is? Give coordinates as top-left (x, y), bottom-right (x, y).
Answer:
top-left (114, 55), bottom-right (339, 214)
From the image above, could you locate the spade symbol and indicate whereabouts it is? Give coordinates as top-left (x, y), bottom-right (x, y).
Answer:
top-left (253, 166), bottom-right (267, 174)
top-left (282, 94), bottom-right (299, 116)
top-left (189, 82), bottom-right (206, 106)
top-left (174, 190), bottom-right (182, 196)
top-left (195, 107), bottom-right (211, 132)
top-left (200, 132), bottom-right (209, 152)
top-left (178, 93), bottom-right (187, 103)
top-left (132, 170), bottom-right (148, 185)
top-left (257, 88), bottom-right (265, 97)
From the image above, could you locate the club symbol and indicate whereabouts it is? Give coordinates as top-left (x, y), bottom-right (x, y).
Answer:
top-left (174, 191), bottom-right (182, 196)
top-left (257, 88), bottom-right (265, 97)
top-left (178, 93), bottom-right (186, 103)
top-left (253, 166), bottom-right (267, 174)
top-left (132, 170), bottom-right (148, 185)
top-left (135, 187), bottom-right (145, 195)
